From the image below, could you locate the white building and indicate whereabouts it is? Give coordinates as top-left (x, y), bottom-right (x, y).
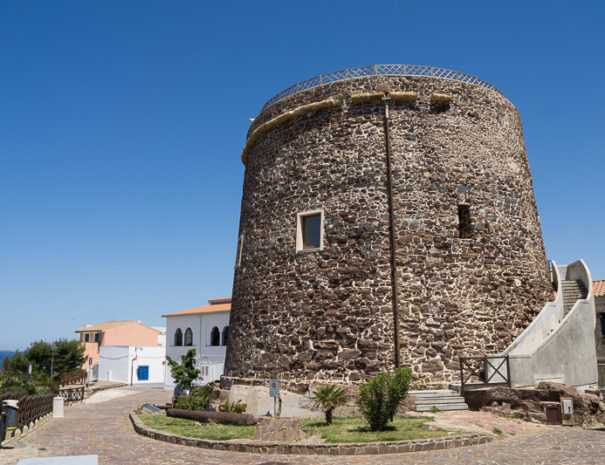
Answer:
top-left (162, 297), bottom-right (231, 386)
top-left (98, 345), bottom-right (167, 385)
top-left (151, 326), bottom-right (167, 346)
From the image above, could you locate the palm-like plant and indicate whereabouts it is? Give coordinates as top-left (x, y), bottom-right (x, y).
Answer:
top-left (311, 385), bottom-right (348, 425)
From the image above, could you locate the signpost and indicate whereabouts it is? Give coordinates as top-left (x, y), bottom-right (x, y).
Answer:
top-left (88, 357), bottom-right (93, 392)
top-left (269, 379), bottom-right (279, 418)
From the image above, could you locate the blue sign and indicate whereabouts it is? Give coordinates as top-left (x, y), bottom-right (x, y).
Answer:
top-left (89, 357), bottom-right (93, 366)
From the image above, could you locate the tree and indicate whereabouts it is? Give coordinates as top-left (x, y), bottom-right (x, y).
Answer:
top-left (311, 385), bottom-right (348, 425)
top-left (358, 368), bottom-right (412, 431)
top-left (1, 339), bottom-right (86, 386)
top-left (49, 339), bottom-right (86, 378)
top-left (166, 348), bottom-right (200, 392)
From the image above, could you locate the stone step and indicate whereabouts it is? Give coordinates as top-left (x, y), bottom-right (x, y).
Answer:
top-left (415, 403), bottom-right (469, 412)
top-left (408, 390), bottom-right (456, 397)
top-left (414, 397), bottom-right (466, 405)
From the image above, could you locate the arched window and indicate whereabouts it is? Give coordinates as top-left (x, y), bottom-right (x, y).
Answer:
top-left (174, 328), bottom-right (183, 346)
top-left (210, 327), bottom-right (220, 346)
top-left (221, 326), bottom-right (229, 346)
top-left (184, 328), bottom-right (193, 346)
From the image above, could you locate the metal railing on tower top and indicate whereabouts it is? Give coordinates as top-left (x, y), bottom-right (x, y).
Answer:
top-left (260, 64), bottom-right (502, 112)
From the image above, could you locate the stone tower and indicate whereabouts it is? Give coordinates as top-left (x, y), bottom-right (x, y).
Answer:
top-left (224, 65), bottom-right (552, 392)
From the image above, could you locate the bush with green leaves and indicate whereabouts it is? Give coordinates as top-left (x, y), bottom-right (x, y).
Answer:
top-left (166, 349), bottom-right (201, 391)
top-left (311, 385), bottom-right (348, 425)
top-left (358, 367), bottom-right (412, 431)
top-left (174, 385), bottom-right (214, 411)
top-left (218, 399), bottom-right (247, 413)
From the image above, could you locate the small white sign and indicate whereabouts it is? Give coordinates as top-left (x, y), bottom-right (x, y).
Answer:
top-left (269, 378), bottom-right (279, 398)
top-left (562, 399), bottom-right (573, 415)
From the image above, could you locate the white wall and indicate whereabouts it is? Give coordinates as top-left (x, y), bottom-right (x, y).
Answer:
top-left (99, 345), bottom-right (166, 385)
top-left (164, 311), bottom-right (230, 386)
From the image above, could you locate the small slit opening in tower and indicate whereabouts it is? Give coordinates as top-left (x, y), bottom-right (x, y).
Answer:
top-left (458, 204), bottom-right (473, 239)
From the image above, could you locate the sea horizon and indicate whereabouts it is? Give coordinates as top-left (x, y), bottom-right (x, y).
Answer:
top-left (0, 350), bottom-right (17, 370)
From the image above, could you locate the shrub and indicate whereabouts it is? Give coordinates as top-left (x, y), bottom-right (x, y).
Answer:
top-left (219, 399), bottom-right (247, 413)
top-left (429, 405), bottom-right (441, 414)
top-left (311, 385), bottom-right (348, 425)
top-left (358, 367), bottom-right (412, 431)
top-left (174, 385), bottom-right (214, 411)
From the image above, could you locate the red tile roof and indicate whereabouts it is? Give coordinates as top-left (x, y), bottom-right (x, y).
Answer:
top-left (594, 280), bottom-right (605, 297)
top-left (162, 298), bottom-right (231, 317)
top-left (75, 320), bottom-right (158, 333)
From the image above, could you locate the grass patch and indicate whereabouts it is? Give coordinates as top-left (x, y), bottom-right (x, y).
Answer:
top-left (492, 427), bottom-right (503, 436)
top-left (138, 414), bottom-right (455, 444)
top-left (301, 416), bottom-right (451, 443)
top-left (138, 414), bottom-right (255, 440)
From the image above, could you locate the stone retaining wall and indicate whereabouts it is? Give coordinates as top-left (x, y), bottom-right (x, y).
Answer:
top-left (130, 412), bottom-right (493, 455)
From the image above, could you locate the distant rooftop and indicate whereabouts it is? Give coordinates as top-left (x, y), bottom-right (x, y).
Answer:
top-left (594, 280), bottom-right (605, 297)
top-left (162, 298), bottom-right (232, 317)
top-left (75, 320), bottom-right (159, 333)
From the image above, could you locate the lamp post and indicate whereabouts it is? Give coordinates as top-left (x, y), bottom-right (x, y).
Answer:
top-left (50, 344), bottom-right (57, 379)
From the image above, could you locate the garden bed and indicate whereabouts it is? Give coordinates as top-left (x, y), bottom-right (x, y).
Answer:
top-left (132, 412), bottom-right (493, 455)
top-left (139, 414), bottom-right (255, 440)
top-left (140, 414), bottom-right (450, 443)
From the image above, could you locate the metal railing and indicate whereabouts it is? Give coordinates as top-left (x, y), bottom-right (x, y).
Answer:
top-left (57, 386), bottom-right (85, 405)
top-left (459, 355), bottom-right (511, 395)
top-left (260, 64), bottom-right (502, 111)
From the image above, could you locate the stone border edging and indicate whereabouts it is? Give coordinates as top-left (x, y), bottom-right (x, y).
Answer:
top-left (130, 412), bottom-right (493, 455)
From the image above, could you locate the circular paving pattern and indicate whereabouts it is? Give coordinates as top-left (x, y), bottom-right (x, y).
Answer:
top-left (3, 387), bottom-right (604, 465)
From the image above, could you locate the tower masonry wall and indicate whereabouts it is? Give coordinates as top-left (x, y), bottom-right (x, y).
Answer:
top-left (225, 73), bottom-right (553, 392)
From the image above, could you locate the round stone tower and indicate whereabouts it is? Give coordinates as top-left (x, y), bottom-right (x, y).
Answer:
top-left (224, 65), bottom-right (552, 392)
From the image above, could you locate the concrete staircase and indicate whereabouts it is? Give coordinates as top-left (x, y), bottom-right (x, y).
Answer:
top-left (408, 389), bottom-right (468, 412)
top-left (561, 279), bottom-right (587, 318)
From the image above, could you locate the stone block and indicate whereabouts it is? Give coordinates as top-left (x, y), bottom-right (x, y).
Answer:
top-left (253, 417), bottom-right (308, 442)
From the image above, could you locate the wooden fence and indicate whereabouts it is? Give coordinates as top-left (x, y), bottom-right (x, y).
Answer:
top-left (60, 369), bottom-right (86, 386)
top-left (0, 391), bottom-right (17, 403)
top-left (0, 392), bottom-right (53, 428)
top-left (17, 395), bottom-right (53, 427)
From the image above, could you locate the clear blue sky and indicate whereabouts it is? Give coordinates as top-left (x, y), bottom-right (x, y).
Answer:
top-left (1, 1), bottom-right (603, 350)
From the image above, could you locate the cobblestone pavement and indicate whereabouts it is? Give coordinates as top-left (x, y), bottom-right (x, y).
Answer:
top-left (1, 387), bottom-right (604, 465)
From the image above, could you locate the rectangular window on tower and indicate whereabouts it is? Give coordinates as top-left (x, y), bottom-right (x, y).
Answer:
top-left (296, 210), bottom-right (324, 252)
top-left (458, 204), bottom-right (473, 239)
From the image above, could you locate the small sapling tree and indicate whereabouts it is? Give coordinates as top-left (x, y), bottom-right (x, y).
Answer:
top-left (311, 385), bottom-right (348, 425)
top-left (166, 348), bottom-right (201, 393)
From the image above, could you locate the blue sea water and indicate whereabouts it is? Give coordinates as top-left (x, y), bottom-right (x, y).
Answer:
top-left (0, 351), bottom-right (16, 370)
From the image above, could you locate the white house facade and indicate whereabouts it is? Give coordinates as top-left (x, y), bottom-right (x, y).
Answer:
top-left (98, 345), bottom-right (166, 385)
top-left (163, 297), bottom-right (231, 386)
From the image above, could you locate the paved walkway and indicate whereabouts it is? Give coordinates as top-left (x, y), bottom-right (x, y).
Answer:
top-left (1, 387), bottom-right (604, 465)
